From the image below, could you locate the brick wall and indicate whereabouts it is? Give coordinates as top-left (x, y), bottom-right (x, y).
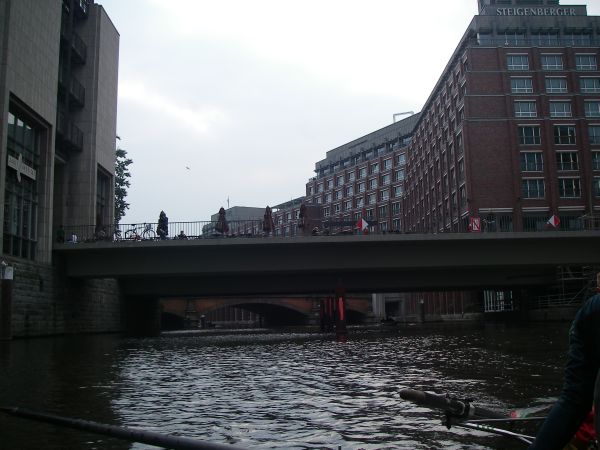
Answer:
top-left (2, 257), bottom-right (122, 338)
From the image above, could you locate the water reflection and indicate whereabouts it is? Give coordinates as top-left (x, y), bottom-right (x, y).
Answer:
top-left (0, 323), bottom-right (570, 449)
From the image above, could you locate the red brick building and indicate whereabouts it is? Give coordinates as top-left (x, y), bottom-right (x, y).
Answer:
top-left (405, 0), bottom-right (600, 233)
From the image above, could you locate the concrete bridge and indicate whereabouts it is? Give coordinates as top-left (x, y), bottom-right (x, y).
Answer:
top-left (54, 231), bottom-right (600, 297)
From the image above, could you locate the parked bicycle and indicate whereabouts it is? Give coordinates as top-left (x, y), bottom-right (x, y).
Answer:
top-left (122, 223), bottom-right (156, 241)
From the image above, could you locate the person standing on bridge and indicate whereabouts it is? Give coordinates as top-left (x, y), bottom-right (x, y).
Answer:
top-left (529, 273), bottom-right (600, 450)
top-left (157, 210), bottom-right (169, 240)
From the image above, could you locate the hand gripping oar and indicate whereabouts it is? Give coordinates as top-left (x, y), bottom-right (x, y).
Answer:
top-left (399, 389), bottom-right (535, 445)
top-left (400, 388), bottom-right (506, 420)
top-left (0, 406), bottom-right (246, 450)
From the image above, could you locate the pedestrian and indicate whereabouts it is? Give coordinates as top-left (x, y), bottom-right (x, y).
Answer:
top-left (528, 273), bottom-right (600, 449)
top-left (177, 230), bottom-right (187, 240)
top-left (157, 210), bottom-right (169, 240)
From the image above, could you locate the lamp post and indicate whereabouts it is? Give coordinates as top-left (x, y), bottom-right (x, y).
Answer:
top-left (0, 260), bottom-right (14, 340)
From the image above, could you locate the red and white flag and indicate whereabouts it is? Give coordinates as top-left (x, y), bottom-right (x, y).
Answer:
top-left (356, 218), bottom-right (369, 231)
top-left (547, 215), bottom-right (560, 228)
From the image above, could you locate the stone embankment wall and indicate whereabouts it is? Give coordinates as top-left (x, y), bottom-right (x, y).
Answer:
top-left (2, 257), bottom-right (122, 338)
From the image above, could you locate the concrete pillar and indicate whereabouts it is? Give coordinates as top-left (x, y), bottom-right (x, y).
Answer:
top-left (123, 296), bottom-right (161, 337)
top-left (0, 264), bottom-right (14, 340)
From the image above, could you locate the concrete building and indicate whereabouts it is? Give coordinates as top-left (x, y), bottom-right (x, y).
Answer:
top-left (404, 0), bottom-right (600, 233)
top-left (0, 0), bottom-right (120, 337)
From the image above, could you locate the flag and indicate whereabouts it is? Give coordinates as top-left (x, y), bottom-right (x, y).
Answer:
top-left (356, 218), bottom-right (369, 231)
top-left (547, 214), bottom-right (560, 228)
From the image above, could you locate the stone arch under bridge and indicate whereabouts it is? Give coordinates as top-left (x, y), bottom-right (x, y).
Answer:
top-left (160, 296), bottom-right (372, 329)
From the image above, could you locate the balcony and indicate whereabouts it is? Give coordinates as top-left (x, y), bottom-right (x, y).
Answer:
top-left (69, 76), bottom-right (85, 107)
top-left (71, 31), bottom-right (87, 64)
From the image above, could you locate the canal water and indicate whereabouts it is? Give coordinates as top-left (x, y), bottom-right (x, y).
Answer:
top-left (0, 323), bottom-right (572, 449)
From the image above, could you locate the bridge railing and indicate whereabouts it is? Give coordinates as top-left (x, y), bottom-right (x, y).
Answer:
top-left (55, 214), bottom-right (600, 244)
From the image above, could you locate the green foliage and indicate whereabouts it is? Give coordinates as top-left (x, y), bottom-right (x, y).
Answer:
top-left (115, 147), bottom-right (132, 225)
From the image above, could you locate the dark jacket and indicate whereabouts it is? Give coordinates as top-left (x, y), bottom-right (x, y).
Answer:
top-left (529, 293), bottom-right (600, 449)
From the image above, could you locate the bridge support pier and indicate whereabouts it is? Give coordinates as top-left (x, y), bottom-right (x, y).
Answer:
top-left (123, 296), bottom-right (161, 337)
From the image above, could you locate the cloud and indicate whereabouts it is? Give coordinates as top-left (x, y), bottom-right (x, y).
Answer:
top-left (118, 80), bottom-right (227, 135)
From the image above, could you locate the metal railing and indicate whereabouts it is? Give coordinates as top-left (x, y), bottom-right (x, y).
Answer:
top-left (56, 214), bottom-right (600, 245)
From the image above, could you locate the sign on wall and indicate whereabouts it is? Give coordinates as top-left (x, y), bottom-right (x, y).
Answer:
top-left (7, 154), bottom-right (36, 183)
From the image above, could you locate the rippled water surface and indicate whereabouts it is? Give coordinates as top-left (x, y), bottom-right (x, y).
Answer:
top-left (0, 323), bottom-right (571, 449)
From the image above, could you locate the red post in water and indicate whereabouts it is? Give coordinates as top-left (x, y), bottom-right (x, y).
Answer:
top-left (335, 287), bottom-right (346, 335)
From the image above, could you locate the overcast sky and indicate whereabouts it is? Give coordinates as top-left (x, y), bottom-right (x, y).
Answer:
top-left (98, 0), bottom-right (600, 224)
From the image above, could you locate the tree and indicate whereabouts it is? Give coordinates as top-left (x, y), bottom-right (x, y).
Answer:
top-left (115, 147), bottom-right (132, 225)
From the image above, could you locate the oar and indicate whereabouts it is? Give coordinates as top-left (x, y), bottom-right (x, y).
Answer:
top-left (0, 406), bottom-right (246, 450)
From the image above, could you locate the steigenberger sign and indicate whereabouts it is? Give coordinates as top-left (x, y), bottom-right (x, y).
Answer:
top-left (496, 7), bottom-right (576, 16)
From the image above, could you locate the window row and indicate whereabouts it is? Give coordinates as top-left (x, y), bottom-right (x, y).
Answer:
top-left (520, 151), bottom-right (600, 172)
top-left (519, 125), bottom-right (600, 146)
top-left (508, 54), bottom-right (598, 71)
top-left (514, 100), bottom-right (600, 118)
top-left (521, 177), bottom-right (599, 199)
top-left (511, 76), bottom-right (600, 94)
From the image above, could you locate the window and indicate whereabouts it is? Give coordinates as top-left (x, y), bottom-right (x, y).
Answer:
top-left (554, 125), bottom-right (576, 145)
top-left (514, 101), bottom-right (537, 118)
top-left (545, 77), bottom-right (567, 93)
top-left (367, 193), bottom-right (376, 205)
top-left (504, 32), bottom-right (526, 46)
top-left (556, 152), bottom-right (579, 171)
top-left (336, 175), bottom-right (344, 186)
top-left (394, 185), bottom-right (403, 197)
top-left (394, 169), bottom-right (405, 182)
top-left (507, 54), bottom-right (529, 70)
top-left (580, 78), bottom-right (600, 93)
top-left (334, 203), bottom-right (341, 214)
top-left (345, 185), bottom-right (354, 196)
top-left (458, 159), bottom-right (465, 181)
top-left (325, 193), bottom-right (332, 203)
top-left (589, 126), bottom-right (600, 145)
top-left (380, 190), bottom-right (389, 201)
top-left (365, 208), bottom-right (374, 219)
top-left (334, 190), bottom-right (342, 200)
top-left (344, 200), bottom-right (352, 211)
top-left (392, 218), bottom-right (401, 230)
top-left (518, 126), bottom-right (541, 145)
top-left (357, 182), bottom-right (366, 193)
top-left (4, 110), bottom-right (40, 260)
top-left (323, 207), bottom-right (330, 217)
top-left (566, 33), bottom-right (591, 47)
top-left (355, 197), bottom-right (364, 208)
top-left (532, 32), bottom-right (559, 47)
top-left (381, 174), bottom-right (390, 185)
top-left (383, 159), bottom-right (392, 170)
top-left (392, 202), bottom-right (401, 215)
top-left (347, 172), bottom-right (356, 182)
top-left (522, 178), bottom-right (545, 199)
top-left (379, 205), bottom-right (388, 218)
top-left (576, 54), bottom-right (597, 71)
top-left (307, 186), bottom-right (313, 195)
top-left (585, 101), bottom-right (600, 118)
top-left (558, 178), bottom-right (581, 198)
top-left (317, 183), bottom-right (323, 193)
top-left (396, 154), bottom-right (406, 165)
top-left (358, 167), bottom-right (367, 178)
top-left (370, 163), bottom-right (379, 174)
top-left (368, 178), bottom-right (378, 190)
top-left (541, 54), bottom-right (563, 70)
top-left (520, 152), bottom-right (543, 172)
top-left (595, 177), bottom-right (600, 197)
top-left (459, 185), bottom-right (467, 206)
top-left (96, 169), bottom-right (110, 227)
top-left (326, 179), bottom-right (333, 189)
top-left (511, 77), bottom-right (533, 93)
top-left (593, 152), bottom-right (600, 170)
top-left (550, 101), bottom-right (572, 118)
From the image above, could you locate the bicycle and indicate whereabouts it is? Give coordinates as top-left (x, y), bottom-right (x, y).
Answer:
top-left (123, 223), bottom-right (156, 241)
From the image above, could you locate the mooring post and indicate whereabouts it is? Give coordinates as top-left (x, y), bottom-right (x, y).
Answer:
top-left (335, 286), bottom-right (346, 335)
